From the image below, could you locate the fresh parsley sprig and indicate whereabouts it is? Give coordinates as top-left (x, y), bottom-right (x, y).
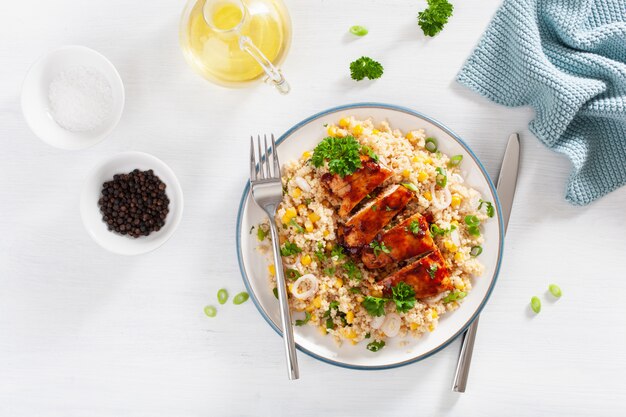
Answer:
top-left (362, 296), bottom-right (386, 317)
top-left (391, 282), bottom-right (416, 313)
top-left (369, 240), bottom-right (391, 257)
top-left (418, 0), bottom-right (454, 37)
top-left (350, 56), bottom-right (384, 81)
top-left (280, 242), bottom-right (302, 257)
top-left (311, 136), bottom-right (363, 177)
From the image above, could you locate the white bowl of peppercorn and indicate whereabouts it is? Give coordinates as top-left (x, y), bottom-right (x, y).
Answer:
top-left (80, 151), bottom-right (184, 255)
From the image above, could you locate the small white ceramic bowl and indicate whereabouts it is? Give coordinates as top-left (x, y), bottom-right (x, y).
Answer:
top-left (81, 152), bottom-right (184, 255)
top-left (21, 45), bottom-right (125, 150)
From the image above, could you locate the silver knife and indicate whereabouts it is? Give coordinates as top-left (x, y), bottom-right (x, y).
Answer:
top-left (452, 133), bottom-right (520, 392)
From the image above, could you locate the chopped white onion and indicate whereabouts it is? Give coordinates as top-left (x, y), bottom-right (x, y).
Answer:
top-left (430, 185), bottom-right (452, 210)
top-left (291, 274), bottom-right (318, 300)
top-left (294, 177), bottom-right (311, 192)
top-left (451, 173), bottom-right (464, 184)
top-left (381, 313), bottom-right (401, 337)
top-left (450, 228), bottom-right (461, 247)
top-left (370, 315), bottom-right (385, 330)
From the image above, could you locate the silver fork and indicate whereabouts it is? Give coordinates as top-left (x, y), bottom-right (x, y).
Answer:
top-left (249, 134), bottom-right (299, 380)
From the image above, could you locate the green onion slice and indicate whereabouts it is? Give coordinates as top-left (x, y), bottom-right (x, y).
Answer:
top-left (464, 215), bottom-right (479, 226)
top-left (217, 289), bottom-right (228, 305)
top-left (349, 25), bottom-right (368, 36)
top-left (448, 154), bottom-right (463, 167)
top-left (233, 292), bottom-right (250, 305)
top-left (548, 284), bottom-right (562, 298)
top-left (203, 305), bottom-right (217, 317)
top-left (424, 138), bottom-right (438, 153)
top-left (530, 296), bottom-right (541, 313)
top-left (470, 246), bottom-right (483, 257)
top-left (435, 167), bottom-right (447, 188)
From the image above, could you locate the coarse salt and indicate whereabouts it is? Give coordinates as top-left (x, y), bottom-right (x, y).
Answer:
top-left (48, 65), bottom-right (113, 132)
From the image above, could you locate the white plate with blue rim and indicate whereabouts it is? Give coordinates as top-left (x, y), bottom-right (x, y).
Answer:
top-left (236, 103), bottom-right (504, 369)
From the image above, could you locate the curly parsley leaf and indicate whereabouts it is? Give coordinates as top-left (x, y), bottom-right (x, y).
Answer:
top-left (427, 264), bottom-right (439, 280)
top-left (369, 240), bottom-right (391, 257)
top-left (343, 259), bottom-right (362, 281)
top-left (311, 136), bottom-right (363, 177)
top-left (362, 296), bottom-right (387, 317)
top-left (417, 0), bottom-right (454, 37)
top-left (280, 242), bottom-right (302, 257)
top-left (295, 311), bottom-right (311, 326)
top-left (350, 56), bottom-right (384, 81)
top-left (391, 281), bottom-right (416, 313)
top-left (367, 340), bottom-right (386, 352)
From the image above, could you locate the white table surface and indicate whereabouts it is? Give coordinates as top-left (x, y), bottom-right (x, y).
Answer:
top-left (2, 0), bottom-right (626, 416)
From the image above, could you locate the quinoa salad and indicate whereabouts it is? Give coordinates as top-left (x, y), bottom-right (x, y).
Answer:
top-left (254, 117), bottom-right (495, 353)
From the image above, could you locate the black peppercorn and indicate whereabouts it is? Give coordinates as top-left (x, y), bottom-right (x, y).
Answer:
top-left (98, 169), bottom-right (169, 238)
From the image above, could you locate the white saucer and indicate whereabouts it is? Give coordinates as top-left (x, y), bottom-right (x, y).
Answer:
top-left (80, 152), bottom-right (184, 255)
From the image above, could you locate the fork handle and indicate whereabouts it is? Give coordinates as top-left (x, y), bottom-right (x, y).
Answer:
top-left (268, 220), bottom-right (300, 380)
top-left (452, 316), bottom-right (480, 392)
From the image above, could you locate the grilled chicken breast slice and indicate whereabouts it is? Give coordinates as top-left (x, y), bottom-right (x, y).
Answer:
top-left (339, 184), bottom-right (413, 253)
top-left (361, 213), bottom-right (436, 269)
top-left (380, 249), bottom-right (452, 299)
top-left (321, 156), bottom-right (393, 218)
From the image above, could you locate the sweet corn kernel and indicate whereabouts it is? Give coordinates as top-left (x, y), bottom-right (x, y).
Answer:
top-left (356, 296), bottom-right (364, 303)
top-left (323, 230), bottom-right (330, 237)
top-left (451, 194), bottom-right (462, 209)
top-left (288, 283), bottom-right (293, 293)
top-left (351, 124), bottom-right (363, 136)
top-left (454, 252), bottom-right (465, 262)
top-left (417, 171), bottom-right (428, 182)
top-left (327, 125), bottom-right (337, 136)
top-left (291, 187), bottom-right (302, 199)
top-left (318, 326), bottom-right (327, 335)
top-left (443, 240), bottom-right (458, 253)
top-left (428, 324), bottom-right (435, 332)
top-left (430, 309), bottom-right (438, 319)
top-left (344, 329), bottom-right (357, 339)
top-left (351, 340), bottom-right (358, 345)
top-left (424, 157), bottom-right (433, 164)
top-left (321, 283), bottom-right (328, 291)
top-left (313, 297), bottom-right (322, 308)
top-left (410, 322), bottom-right (419, 331)
top-left (371, 289), bottom-right (383, 298)
top-left (326, 242), bottom-right (333, 250)
top-left (301, 254), bottom-right (312, 266)
top-left (423, 191), bottom-right (432, 201)
top-left (455, 281), bottom-right (466, 291)
top-left (401, 169), bottom-right (411, 178)
top-left (308, 212), bottom-right (321, 223)
top-left (338, 117), bottom-right (350, 128)
top-left (334, 278), bottom-right (343, 288)
top-left (297, 204), bottom-right (307, 213)
top-left (305, 221), bottom-right (314, 232)
top-left (305, 304), bottom-right (316, 312)
top-left (268, 264), bottom-right (275, 277)
top-left (301, 151), bottom-right (311, 160)
top-left (372, 129), bottom-right (380, 135)
top-left (281, 207), bottom-right (298, 224)
top-left (311, 314), bottom-right (317, 321)
top-left (346, 311), bottom-right (355, 324)
top-left (406, 131), bottom-right (415, 140)
top-left (412, 155), bottom-right (422, 163)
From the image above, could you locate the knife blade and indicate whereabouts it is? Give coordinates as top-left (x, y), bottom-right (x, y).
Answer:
top-left (452, 133), bottom-right (520, 393)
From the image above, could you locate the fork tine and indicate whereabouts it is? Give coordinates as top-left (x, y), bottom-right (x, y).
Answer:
top-left (264, 134), bottom-right (272, 178)
top-left (250, 135), bottom-right (256, 181)
top-left (271, 134), bottom-right (280, 178)
top-left (257, 135), bottom-right (265, 179)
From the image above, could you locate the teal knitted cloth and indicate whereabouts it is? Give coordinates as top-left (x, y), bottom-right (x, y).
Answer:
top-left (457, 0), bottom-right (626, 205)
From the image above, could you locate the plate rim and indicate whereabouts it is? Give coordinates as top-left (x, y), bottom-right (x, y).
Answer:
top-left (235, 102), bottom-right (505, 370)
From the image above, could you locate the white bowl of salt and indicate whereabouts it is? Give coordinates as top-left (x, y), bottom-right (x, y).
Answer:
top-left (21, 45), bottom-right (124, 150)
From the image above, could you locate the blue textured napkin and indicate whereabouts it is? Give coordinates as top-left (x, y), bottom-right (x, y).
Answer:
top-left (457, 0), bottom-right (626, 205)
